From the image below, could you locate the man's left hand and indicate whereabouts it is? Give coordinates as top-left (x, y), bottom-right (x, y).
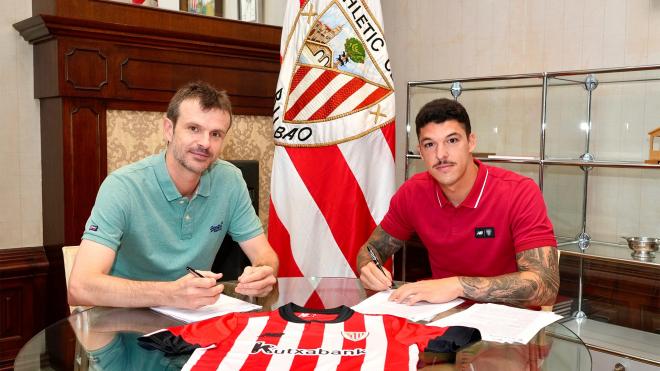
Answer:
top-left (235, 265), bottom-right (277, 297)
top-left (389, 277), bottom-right (463, 305)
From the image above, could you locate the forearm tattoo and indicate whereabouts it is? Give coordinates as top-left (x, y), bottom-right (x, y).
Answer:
top-left (357, 226), bottom-right (405, 270)
top-left (458, 247), bottom-right (560, 306)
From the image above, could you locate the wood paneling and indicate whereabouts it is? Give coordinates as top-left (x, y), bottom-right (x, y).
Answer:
top-left (559, 255), bottom-right (659, 333)
top-left (0, 247), bottom-right (48, 370)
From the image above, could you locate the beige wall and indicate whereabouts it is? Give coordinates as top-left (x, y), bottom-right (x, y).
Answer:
top-left (382, 0), bottom-right (660, 181)
top-left (5, 0), bottom-right (660, 248)
top-left (382, 0), bottom-right (660, 243)
top-left (0, 2), bottom-right (41, 249)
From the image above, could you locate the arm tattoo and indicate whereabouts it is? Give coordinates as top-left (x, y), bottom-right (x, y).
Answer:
top-left (357, 226), bottom-right (405, 270)
top-left (458, 247), bottom-right (559, 306)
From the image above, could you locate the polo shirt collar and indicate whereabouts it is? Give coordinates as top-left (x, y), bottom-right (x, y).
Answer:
top-left (435, 159), bottom-right (489, 209)
top-left (154, 151), bottom-right (211, 201)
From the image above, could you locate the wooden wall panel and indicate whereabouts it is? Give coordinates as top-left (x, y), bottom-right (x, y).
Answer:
top-left (0, 247), bottom-right (48, 370)
top-left (64, 47), bottom-right (108, 91)
top-left (64, 100), bottom-right (106, 243)
top-left (559, 255), bottom-right (659, 333)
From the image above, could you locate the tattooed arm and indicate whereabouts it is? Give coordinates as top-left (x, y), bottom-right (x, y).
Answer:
top-left (357, 226), bottom-right (406, 291)
top-left (389, 246), bottom-right (559, 307)
top-left (458, 246), bottom-right (559, 306)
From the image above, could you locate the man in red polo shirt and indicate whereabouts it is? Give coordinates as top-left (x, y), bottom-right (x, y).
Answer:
top-left (357, 98), bottom-right (559, 307)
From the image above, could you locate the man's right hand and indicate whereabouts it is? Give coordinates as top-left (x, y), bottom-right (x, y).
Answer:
top-left (169, 271), bottom-right (224, 309)
top-left (359, 262), bottom-right (393, 291)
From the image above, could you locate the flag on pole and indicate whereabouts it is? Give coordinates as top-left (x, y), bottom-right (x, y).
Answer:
top-left (269, 0), bottom-right (396, 285)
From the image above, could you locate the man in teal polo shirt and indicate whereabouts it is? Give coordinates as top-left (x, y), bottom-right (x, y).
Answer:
top-left (68, 81), bottom-right (278, 309)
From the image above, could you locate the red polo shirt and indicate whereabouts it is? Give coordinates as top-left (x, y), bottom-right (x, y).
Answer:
top-left (381, 160), bottom-right (556, 279)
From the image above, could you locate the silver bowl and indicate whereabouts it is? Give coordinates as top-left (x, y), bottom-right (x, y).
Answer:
top-left (621, 237), bottom-right (659, 260)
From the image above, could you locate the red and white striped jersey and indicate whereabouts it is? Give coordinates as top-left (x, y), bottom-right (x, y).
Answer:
top-left (139, 303), bottom-right (479, 371)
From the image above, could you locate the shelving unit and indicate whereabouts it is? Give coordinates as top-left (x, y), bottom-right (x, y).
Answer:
top-left (406, 65), bottom-right (660, 366)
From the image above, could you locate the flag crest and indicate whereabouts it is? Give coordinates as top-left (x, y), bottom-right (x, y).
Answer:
top-left (269, 0), bottom-right (395, 283)
top-left (274, 0), bottom-right (394, 147)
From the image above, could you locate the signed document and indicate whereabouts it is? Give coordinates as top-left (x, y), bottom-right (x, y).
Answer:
top-left (428, 303), bottom-right (562, 344)
top-left (151, 294), bottom-right (261, 323)
top-left (352, 290), bottom-right (464, 322)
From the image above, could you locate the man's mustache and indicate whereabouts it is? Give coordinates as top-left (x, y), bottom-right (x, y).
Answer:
top-left (191, 145), bottom-right (210, 155)
top-left (433, 160), bottom-right (455, 167)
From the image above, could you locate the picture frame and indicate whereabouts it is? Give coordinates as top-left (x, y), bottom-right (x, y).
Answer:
top-left (182, 0), bottom-right (223, 17)
top-left (238, 0), bottom-right (263, 23)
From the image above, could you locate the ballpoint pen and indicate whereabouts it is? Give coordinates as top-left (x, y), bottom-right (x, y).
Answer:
top-left (186, 266), bottom-right (205, 278)
top-left (366, 245), bottom-right (394, 289)
top-left (186, 266), bottom-right (222, 283)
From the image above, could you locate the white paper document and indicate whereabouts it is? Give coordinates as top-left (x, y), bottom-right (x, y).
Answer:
top-left (428, 303), bottom-right (563, 344)
top-left (151, 294), bottom-right (261, 323)
top-left (351, 290), bottom-right (463, 322)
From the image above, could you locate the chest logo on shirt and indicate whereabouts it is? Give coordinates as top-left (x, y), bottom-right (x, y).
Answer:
top-left (341, 331), bottom-right (369, 341)
top-left (209, 222), bottom-right (224, 233)
top-left (475, 227), bottom-right (495, 239)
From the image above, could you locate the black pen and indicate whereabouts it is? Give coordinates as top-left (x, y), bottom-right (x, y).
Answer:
top-left (186, 266), bottom-right (223, 283)
top-left (186, 266), bottom-right (205, 278)
top-left (366, 245), bottom-right (393, 289)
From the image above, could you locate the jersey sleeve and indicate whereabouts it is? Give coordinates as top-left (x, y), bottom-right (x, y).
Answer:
top-left (509, 179), bottom-right (557, 253)
top-left (380, 185), bottom-right (415, 241)
top-left (138, 313), bottom-right (238, 356)
top-left (82, 174), bottom-right (131, 250)
top-left (392, 316), bottom-right (481, 353)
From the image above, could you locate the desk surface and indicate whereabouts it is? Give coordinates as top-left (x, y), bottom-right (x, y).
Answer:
top-left (14, 277), bottom-right (591, 370)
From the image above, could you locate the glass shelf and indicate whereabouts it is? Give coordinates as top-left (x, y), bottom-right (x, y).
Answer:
top-left (407, 154), bottom-right (660, 169)
top-left (558, 241), bottom-right (659, 267)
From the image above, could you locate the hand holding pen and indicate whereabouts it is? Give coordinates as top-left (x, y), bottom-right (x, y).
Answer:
top-left (163, 267), bottom-right (224, 309)
top-left (365, 245), bottom-right (394, 289)
top-left (186, 266), bottom-right (223, 283)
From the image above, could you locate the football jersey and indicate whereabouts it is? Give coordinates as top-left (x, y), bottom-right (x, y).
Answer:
top-left (139, 303), bottom-right (480, 371)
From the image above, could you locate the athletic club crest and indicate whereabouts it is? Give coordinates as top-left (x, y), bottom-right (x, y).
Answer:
top-left (273, 0), bottom-right (395, 147)
top-left (341, 331), bottom-right (369, 341)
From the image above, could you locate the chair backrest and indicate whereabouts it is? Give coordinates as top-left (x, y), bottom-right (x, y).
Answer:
top-left (62, 245), bottom-right (80, 288)
top-left (62, 245), bottom-right (80, 313)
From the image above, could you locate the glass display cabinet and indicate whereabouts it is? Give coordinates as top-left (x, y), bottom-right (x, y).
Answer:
top-left (406, 66), bottom-right (660, 368)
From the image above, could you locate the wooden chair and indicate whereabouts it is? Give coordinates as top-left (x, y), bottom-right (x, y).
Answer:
top-left (62, 245), bottom-right (81, 314)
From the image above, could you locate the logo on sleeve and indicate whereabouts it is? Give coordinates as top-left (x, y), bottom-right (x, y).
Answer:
top-left (475, 227), bottom-right (495, 238)
top-left (209, 222), bottom-right (224, 233)
top-left (89, 225), bottom-right (98, 231)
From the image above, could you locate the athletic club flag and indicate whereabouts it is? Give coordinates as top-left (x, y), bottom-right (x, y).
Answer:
top-left (269, 0), bottom-right (396, 280)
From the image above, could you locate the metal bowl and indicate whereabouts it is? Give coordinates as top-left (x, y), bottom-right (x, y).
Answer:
top-left (621, 237), bottom-right (659, 260)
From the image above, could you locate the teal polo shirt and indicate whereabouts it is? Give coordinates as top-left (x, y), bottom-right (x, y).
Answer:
top-left (82, 152), bottom-right (263, 282)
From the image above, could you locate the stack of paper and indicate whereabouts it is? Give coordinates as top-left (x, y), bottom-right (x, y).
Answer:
top-left (428, 303), bottom-right (562, 344)
top-left (151, 294), bottom-right (261, 323)
top-left (351, 290), bottom-right (463, 322)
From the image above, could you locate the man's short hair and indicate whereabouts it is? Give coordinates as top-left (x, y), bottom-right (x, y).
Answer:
top-left (166, 81), bottom-right (233, 127)
top-left (415, 98), bottom-right (471, 138)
